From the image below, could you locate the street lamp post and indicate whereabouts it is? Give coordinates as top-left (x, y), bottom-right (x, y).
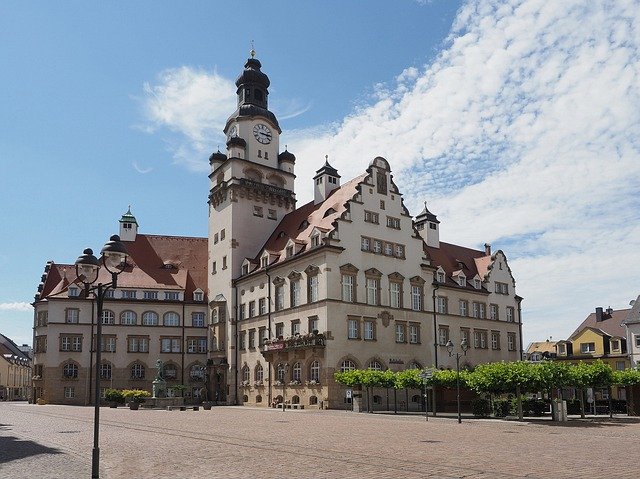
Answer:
top-left (446, 338), bottom-right (469, 424)
top-left (281, 363), bottom-right (289, 413)
top-left (75, 235), bottom-right (129, 479)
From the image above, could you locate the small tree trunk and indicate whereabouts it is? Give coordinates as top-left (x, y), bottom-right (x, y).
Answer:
top-left (394, 389), bottom-right (397, 414)
top-left (579, 388), bottom-right (585, 419)
top-left (516, 385), bottom-right (523, 421)
top-left (405, 389), bottom-right (409, 412)
top-left (608, 386), bottom-right (613, 419)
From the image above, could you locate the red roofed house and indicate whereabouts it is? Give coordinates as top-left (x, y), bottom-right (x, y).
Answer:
top-left (32, 54), bottom-right (523, 408)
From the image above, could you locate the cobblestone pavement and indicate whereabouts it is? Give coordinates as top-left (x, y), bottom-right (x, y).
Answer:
top-left (1, 402), bottom-right (639, 479)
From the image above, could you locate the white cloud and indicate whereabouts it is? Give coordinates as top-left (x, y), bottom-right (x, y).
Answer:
top-left (0, 302), bottom-right (32, 312)
top-left (139, 0), bottom-right (640, 345)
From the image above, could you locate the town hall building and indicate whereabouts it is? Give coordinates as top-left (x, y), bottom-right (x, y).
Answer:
top-left (32, 52), bottom-right (523, 407)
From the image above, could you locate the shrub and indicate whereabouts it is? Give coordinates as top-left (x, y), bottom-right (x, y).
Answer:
top-left (104, 388), bottom-right (125, 404)
top-left (122, 389), bottom-right (151, 404)
top-left (492, 399), bottom-right (512, 417)
top-left (472, 398), bottom-right (491, 417)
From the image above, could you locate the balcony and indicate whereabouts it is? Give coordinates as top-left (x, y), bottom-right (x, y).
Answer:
top-left (262, 332), bottom-right (326, 357)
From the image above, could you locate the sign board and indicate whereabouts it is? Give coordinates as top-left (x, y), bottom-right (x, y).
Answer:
top-left (420, 368), bottom-right (434, 380)
top-left (346, 389), bottom-right (352, 399)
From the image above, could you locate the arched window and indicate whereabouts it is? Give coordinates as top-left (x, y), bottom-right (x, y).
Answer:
top-left (101, 310), bottom-right (115, 325)
top-left (100, 362), bottom-right (112, 380)
top-left (292, 362), bottom-right (302, 382)
top-left (63, 363), bottom-right (78, 379)
top-left (340, 360), bottom-right (356, 372)
top-left (412, 394), bottom-right (421, 403)
top-left (256, 395), bottom-right (262, 403)
top-left (131, 363), bottom-right (145, 379)
top-left (255, 364), bottom-right (264, 382)
top-left (309, 395), bottom-right (318, 405)
top-left (368, 360), bottom-right (383, 371)
top-left (190, 365), bottom-right (204, 381)
top-left (291, 395), bottom-right (300, 404)
top-left (242, 394), bottom-right (249, 403)
top-left (163, 312), bottom-right (180, 327)
top-left (242, 365), bottom-right (250, 383)
top-left (309, 360), bottom-right (321, 382)
top-left (120, 310), bottom-right (137, 325)
top-left (142, 311), bottom-right (158, 326)
top-left (277, 363), bottom-right (287, 381)
top-left (163, 363), bottom-right (177, 379)
top-left (408, 361), bottom-right (422, 370)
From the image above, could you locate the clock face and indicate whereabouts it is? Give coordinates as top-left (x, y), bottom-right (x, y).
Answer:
top-left (253, 123), bottom-right (272, 144)
top-left (228, 125), bottom-right (237, 138)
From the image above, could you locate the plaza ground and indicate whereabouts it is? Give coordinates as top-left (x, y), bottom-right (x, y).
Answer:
top-left (1, 402), bottom-right (638, 478)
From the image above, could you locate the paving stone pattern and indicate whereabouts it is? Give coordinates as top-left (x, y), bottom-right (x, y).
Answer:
top-left (1, 402), bottom-right (639, 478)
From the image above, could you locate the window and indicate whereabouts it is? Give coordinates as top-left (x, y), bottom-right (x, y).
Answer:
top-left (636, 335), bottom-right (640, 348)
top-left (220, 229), bottom-right (225, 240)
top-left (348, 318), bottom-right (359, 339)
top-left (340, 360), bottom-right (356, 372)
top-left (377, 171), bottom-right (387, 195)
top-left (275, 285), bottom-right (284, 311)
top-left (616, 361), bottom-right (626, 371)
top-left (222, 256), bottom-right (227, 269)
top-left (35, 336), bottom-right (47, 353)
top-left (120, 310), bottom-right (137, 325)
top-left (259, 327), bottom-right (268, 346)
top-left (143, 291), bottom-right (158, 300)
top-left (277, 363), bottom-right (287, 382)
top-left (122, 290), bottom-right (137, 299)
top-left (395, 244), bottom-right (404, 258)
top-left (495, 282), bottom-right (509, 294)
top-left (290, 280), bottom-right (301, 307)
top-left (292, 362), bottom-right (302, 382)
top-left (309, 316), bottom-right (319, 334)
top-left (508, 333), bottom-right (516, 351)
top-left (161, 338), bottom-right (181, 353)
top-left (310, 361), bottom-right (321, 381)
top-left (68, 287), bottom-right (79, 297)
top-left (380, 199), bottom-right (385, 209)
top-left (128, 336), bottom-right (149, 353)
top-left (361, 237), bottom-right (370, 251)
top-left (165, 291), bottom-right (180, 301)
top-left (194, 291), bottom-right (204, 302)
top-left (163, 312), bottom-right (180, 327)
top-left (472, 302), bottom-right (486, 319)
top-left (366, 278), bottom-right (379, 305)
top-left (239, 304), bottom-right (246, 321)
top-left (364, 211), bottom-right (379, 224)
top-left (192, 312), bottom-right (205, 327)
top-left (163, 363), bottom-right (177, 379)
top-left (286, 246), bottom-right (294, 258)
top-left (275, 322), bottom-right (284, 338)
top-left (506, 307), bottom-right (515, 322)
top-left (249, 329), bottom-right (256, 349)
top-left (436, 271), bottom-right (445, 283)
top-left (214, 233), bottom-right (219, 244)
top-left (248, 301), bottom-right (256, 318)
top-left (60, 335), bottom-right (82, 352)
top-left (459, 300), bottom-right (468, 317)
top-left (437, 296), bottom-right (448, 314)
top-left (212, 261), bottom-right (217, 274)
top-left (268, 209), bottom-right (277, 220)
top-left (461, 329), bottom-right (470, 346)
top-left (491, 331), bottom-right (500, 350)
top-left (409, 323), bottom-right (420, 344)
top-left (342, 275), bottom-right (355, 302)
top-left (259, 298), bottom-right (267, 315)
top-left (65, 308), bottom-right (79, 324)
top-left (101, 310), bottom-right (115, 325)
top-left (611, 339), bottom-right (620, 351)
top-left (291, 320), bottom-right (301, 336)
top-left (364, 320), bottom-right (375, 340)
top-left (37, 311), bottom-right (48, 326)
top-left (438, 327), bottom-right (449, 346)
top-left (458, 275), bottom-right (466, 287)
top-left (580, 342), bottom-right (596, 353)
top-left (311, 234), bottom-right (320, 247)
top-left (63, 363), bottom-right (78, 379)
top-left (187, 337), bottom-right (207, 353)
top-left (142, 311), bottom-right (158, 326)
top-left (373, 240), bottom-right (382, 253)
top-left (100, 335), bottom-right (116, 352)
top-left (411, 285), bottom-right (423, 311)
top-left (239, 332), bottom-right (246, 351)
top-left (64, 386), bottom-right (75, 398)
top-left (474, 279), bottom-right (481, 289)
top-left (386, 216), bottom-right (400, 229)
top-left (474, 330), bottom-right (488, 349)
top-left (390, 282), bottom-right (401, 308)
top-left (104, 289), bottom-right (114, 299)
top-left (308, 275), bottom-right (319, 302)
top-left (490, 304), bottom-right (499, 320)
top-left (253, 205), bottom-right (263, 217)
top-left (395, 322), bottom-right (406, 343)
top-left (369, 360), bottom-right (383, 371)
top-left (131, 364), bottom-right (145, 380)
top-left (100, 363), bottom-right (112, 380)
top-left (255, 364), bottom-right (264, 382)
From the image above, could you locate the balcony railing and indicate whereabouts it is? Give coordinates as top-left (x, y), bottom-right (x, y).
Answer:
top-left (263, 332), bottom-right (326, 352)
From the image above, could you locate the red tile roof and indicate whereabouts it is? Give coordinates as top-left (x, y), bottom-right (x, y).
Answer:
top-left (425, 242), bottom-right (491, 290)
top-left (569, 308), bottom-right (630, 340)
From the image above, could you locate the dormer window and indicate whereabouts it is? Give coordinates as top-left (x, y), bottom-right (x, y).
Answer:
top-left (436, 270), bottom-right (445, 283)
top-left (474, 279), bottom-right (481, 289)
top-left (193, 290), bottom-right (204, 302)
top-left (458, 276), bottom-right (466, 287)
top-left (261, 256), bottom-right (269, 268)
top-left (286, 246), bottom-right (294, 258)
top-left (557, 344), bottom-right (566, 355)
top-left (611, 339), bottom-right (620, 351)
top-left (311, 235), bottom-right (320, 247)
top-left (68, 287), bottom-right (79, 297)
top-left (242, 264), bottom-right (249, 275)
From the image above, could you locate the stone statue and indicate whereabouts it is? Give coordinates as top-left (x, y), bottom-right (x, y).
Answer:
top-left (155, 359), bottom-right (164, 380)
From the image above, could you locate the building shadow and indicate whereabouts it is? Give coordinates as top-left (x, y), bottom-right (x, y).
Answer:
top-left (0, 434), bottom-right (63, 463)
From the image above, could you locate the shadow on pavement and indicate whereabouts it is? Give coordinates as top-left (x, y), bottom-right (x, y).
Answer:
top-left (0, 435), bottom-right (63, 463)
top-left (517, 416), bottom-right (640, 428)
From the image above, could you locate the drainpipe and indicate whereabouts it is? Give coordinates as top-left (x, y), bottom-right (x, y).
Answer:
top-left (266, 268), bottom-right (272, 406)
top-left (517, 297), bottom-right (524, 361)
top-left (233, 285), bottom-right (238, 405)
top-left (432, 281), bottom-right (440, 368)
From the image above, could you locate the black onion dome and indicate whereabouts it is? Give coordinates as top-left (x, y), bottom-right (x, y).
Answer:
top-left (236, 58), bottom-right (270, 88)
top-left (209, 150), bottom-right (227, 165)
top-left (225, 106), bottom-right (281, 133)
top-left (415, 202), bottom-right (439, 224)
top-left (226, 136), bottom-right (247, 148)
top-left (278, 149), bottom-right (296, 163)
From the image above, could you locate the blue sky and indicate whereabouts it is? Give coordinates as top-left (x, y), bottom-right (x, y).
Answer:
top-left (2, 0), bottom-right (639, 349)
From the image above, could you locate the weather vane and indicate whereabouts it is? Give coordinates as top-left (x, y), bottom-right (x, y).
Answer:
top-left (250, 40), bottom-right (256, 58)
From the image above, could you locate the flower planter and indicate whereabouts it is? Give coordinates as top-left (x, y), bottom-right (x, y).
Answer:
top-left (202, 401), bottom-right (213, 410)
top-left (129, 402), bottom-right (140, 410)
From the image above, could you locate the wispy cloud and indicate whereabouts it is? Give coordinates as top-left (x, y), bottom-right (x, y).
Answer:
top-left (138, 0), bottom-right (640, 343)
top-left (0, 302), bottom-right (32, 312)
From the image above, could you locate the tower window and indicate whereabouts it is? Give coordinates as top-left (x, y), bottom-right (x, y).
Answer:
top-left (245, 88), bottom-right (250, 99)
top-left (254, 90), bottom-right (263, 101)
top-left (258, 150), bottom-right (262, 158)
top-left (264, 152), bottom-right (268, 159)
top-left (123, 223), bottom-right (132, 229)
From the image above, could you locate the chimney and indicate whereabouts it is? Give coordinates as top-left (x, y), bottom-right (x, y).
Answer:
top-left (484, 243), bottom-right (491, 256)
top-left (606, 306), bottom-right (613, 315)
top-left (595, 307), bottom-right (603, 322)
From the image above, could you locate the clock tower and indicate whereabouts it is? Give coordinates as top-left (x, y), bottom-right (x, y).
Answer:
top-left (207, 52), bottom-right (296, 403)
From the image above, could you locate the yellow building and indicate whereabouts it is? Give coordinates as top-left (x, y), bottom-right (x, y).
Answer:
top-left (1, 333), bottom-right (32, 401)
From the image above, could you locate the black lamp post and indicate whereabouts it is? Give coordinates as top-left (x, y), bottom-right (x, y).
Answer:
top-left (281, 363), bottom-right (289, 413)
top-left (446, 338), bottom-right (469, 424)
top-left (75, 235), bottom-right (129, 479)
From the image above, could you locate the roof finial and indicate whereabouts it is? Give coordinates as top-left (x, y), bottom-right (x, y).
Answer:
top-left (325, 154), bottom-right (329, 165)
top-left (127, 204), bottom-right (132, 214)
top-left (285, 144), bottom-right (288, 150)
top-left (250, 40), bottom-right (256, 58)
top-left (424, 201), bottom-right (427, 210)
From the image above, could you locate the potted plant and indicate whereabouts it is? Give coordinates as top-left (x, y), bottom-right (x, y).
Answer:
top-left (104, 388), bottom-right (125, 408)
top-left (123, 389), bottom-right (151, 410)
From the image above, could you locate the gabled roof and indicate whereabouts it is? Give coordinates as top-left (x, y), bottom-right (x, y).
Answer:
top-left (38, 234), bottom-right (208, 300)
top-left (425, 242), bottom-right (489, 290)
top-left (622, 294), bottom-right (640, 325)
top-left (256, 174), bottom-right (366, 265)
top-left (569, 308), bottom-right (630, 340)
